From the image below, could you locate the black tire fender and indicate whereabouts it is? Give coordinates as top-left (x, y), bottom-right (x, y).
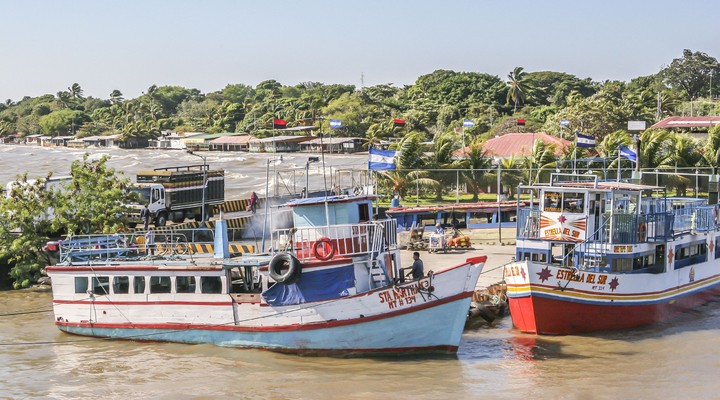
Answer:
top-left (269, 253), bottom-right (302, 284)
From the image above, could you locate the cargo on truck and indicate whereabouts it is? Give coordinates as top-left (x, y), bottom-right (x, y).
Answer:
top-left (128, 164), bottom-right (224, 227)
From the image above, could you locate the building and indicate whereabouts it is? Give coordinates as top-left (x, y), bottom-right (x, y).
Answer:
top-left (208, 135), bottom-right (255, 152)
top-left (650, 116), bottom-right (720, 140)
top-left (452, 132), bottom-right (571, 160)
top-left (248, 136), bottom-right (315, 152)
top-left (299, 137), bottom-right (363, 153)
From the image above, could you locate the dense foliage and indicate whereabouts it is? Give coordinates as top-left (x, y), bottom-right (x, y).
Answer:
top-left (0, 155), bottom-right (135, 288)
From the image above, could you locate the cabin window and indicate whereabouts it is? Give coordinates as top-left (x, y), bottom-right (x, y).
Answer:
top-left (544, 192), bottom-right (562, 212)
top-left (358, 203), bottom-right (370, 222)
top-left (201, 276), bottom-right (223, 294)
top-left (133, 276), bottom-right (146, 294)
top-left (544, 191), bottom-right (584, 213)
top-left (611, 258), bottom-right (633, 272)
top-left (113, 276), bottom-right (129, 294)
top-left (74, 277), bottom-right (88, 294)
top-left (715, 237), bottom-right (720, 259)
top-left (92, 277), bottom-right (110, 295)
top-left (563, 193), bottom-right (584, 214)
top-left (176, 276), bottom-right (196, 293)
top-left (674, 241), bottom-right (707, 269)
top-left (150, 276), bottom-right (171, 293)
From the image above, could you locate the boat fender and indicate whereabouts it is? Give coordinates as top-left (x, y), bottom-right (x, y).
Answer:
top-left (269, 253), bottom-right (302, 284)
top-left (313, 237), bottom-right (336, 261)
top-left (638, 222), bottom-right (647, 242)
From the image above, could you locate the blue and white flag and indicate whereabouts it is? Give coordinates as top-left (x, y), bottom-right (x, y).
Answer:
top-left (368, 147), bottom-right (397, 170)
top-left (560, 119), bottom-right (570, 127)
top-left (619, 145), bottom-right (637, 162)
top-left (576, 133), bottom-right (596, 148)
top-left (463, 119), bottom-right (475, 127)
top-left (329, 119), bottom-right (342, 129)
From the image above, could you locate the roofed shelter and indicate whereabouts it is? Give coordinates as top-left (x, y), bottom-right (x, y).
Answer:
top-left (452, 132), bottom-right (571, 160)
top-left (650, 116), bottom-right (720, 140)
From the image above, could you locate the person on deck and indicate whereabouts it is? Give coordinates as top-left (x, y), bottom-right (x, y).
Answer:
top-left (403, 252), bottom-right (424, 281)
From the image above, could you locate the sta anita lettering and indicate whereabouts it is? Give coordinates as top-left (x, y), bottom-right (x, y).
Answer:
top-left (378, 281), bottom-right (428, 309)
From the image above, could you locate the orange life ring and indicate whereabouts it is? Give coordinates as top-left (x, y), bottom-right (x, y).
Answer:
top-left (638, 222), bottom-right (647, 242)
top-left (313, 237), bottom-right (336, 261)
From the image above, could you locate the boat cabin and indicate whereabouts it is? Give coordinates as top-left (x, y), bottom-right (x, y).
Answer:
top-left (515, 174), bottom-right (720, 274)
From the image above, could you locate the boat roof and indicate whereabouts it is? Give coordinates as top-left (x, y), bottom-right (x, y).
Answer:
top-left (523, 180), bottom-right (665, 192)
top-left (385, 201), bottom-right (522, 214)
top-left (285, 195), bottom-right (377, 207)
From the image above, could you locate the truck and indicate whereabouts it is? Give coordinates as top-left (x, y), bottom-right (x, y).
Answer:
top-left (128, 165), bottom-right (225, 227)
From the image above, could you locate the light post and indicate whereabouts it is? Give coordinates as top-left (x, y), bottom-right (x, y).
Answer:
top-left (188, 149), bottom-right (207, 227)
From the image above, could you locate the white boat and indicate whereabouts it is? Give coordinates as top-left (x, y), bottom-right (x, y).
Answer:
top-left (47, 195), bottom-right (485, 355)
top-left (504, 173), bottom-right (720, 335)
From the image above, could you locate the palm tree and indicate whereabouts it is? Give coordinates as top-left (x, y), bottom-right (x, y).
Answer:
top-left (424, 132), bottom-right (458, 201)
top-left (498, 156), bottom-right (524, 199)
top-left (523, 140), bottom-right (558, 184)
top-left (109, 90), bottom-right (124, 105)
top-left (507, 67), bottom-right (529, 113)
top-left (56, 91), bottom-right (72, 109)
top-left (68, 83), bottom-right (84, 100)
top-left (453, 139), bottom-right (494, 201)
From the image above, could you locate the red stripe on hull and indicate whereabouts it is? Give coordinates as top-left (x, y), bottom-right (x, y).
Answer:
top-left (56, 291), bottom-right (473, 333)
top-left (510, 286), bottom-right (720, 335)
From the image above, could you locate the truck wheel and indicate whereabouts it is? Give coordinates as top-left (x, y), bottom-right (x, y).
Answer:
top-left (156, 214), bottom-right (167, 227)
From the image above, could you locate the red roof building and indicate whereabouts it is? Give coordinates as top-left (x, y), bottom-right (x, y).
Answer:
top-left (452, 132), bottom-right (571, 159)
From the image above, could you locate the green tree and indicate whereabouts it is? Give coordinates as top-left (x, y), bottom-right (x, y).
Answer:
top-left (661, 49), bottom-right (720, 100)
top-left (39, 109), bottom-right (86, 136)
top-left (0, 174), bottom-right (58, 288)
top-left (53, 154), bottom-right (135, 235)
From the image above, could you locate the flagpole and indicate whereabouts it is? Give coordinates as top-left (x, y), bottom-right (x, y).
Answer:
top-left (617, 146), bottom-right (621, 182)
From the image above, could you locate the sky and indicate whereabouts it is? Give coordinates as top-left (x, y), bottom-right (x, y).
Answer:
top-left (1, 0), bottom-right (719, 101)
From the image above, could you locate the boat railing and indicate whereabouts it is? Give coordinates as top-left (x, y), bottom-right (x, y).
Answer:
top-left (688, 205), bottom-right (717, 233)
top-left (516, 207), bottom-right (541, 239)
top-left (608, 212), bottom-right (673, 244)
top-left (271, 219), bottom-right (398, 261)
top-left (56, 231), bottom-right (200, 263)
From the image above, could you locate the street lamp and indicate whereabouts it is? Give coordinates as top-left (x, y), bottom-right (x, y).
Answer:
top-left (188, 149), bottom-right (207, 226)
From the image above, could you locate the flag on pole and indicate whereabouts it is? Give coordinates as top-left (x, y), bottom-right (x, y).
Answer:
top-left (329, 119), bottom-right (342, 129)
top-left (576, 133), bottom-right (596, 148)
top-left (560, 119), bottom-right (570, 127)
top-left (619, 145), bottom-right (637, 162)
top-left (393, 118), bottom-right (406, 127)
top-left (516, 119), bottom-right (526, 126)
top-left (463, 119), bottom-right (475, 127)
top-left (368, 147), bottom-right (397, 170)
top-left (273, 119), bottom-right (287, 129)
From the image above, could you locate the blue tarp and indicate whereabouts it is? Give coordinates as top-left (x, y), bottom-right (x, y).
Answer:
top-left (262, 264), bottom-right (355, 306)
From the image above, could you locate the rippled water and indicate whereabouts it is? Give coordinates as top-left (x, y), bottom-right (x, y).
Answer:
top-left (1, 289), bottom-right (719, 399)
top-left (2, 145), bottom-right (720, 399)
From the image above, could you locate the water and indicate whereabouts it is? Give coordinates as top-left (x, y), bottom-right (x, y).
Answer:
top-left (0, 145), bottom-right (368, 199)
top-left (2, 145), bottom-right (720, 398)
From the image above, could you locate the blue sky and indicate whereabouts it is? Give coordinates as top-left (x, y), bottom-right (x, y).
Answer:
top-left (1, 0), bottom-right (718, 101)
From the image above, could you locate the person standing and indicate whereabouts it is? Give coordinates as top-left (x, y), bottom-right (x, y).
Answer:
top-left (140, 204), bottom-right (151, 230)
top-left (249, 192), bottom-right (258, 214)
top-left (144, 229), bottom-right (155, 256)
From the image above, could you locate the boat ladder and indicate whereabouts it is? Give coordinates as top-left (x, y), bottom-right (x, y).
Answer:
top-left (367, 223), bottom-right (389, 288)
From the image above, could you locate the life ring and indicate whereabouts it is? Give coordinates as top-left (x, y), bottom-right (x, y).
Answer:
top-left (638, 222), bottom-right (647, 242)
top-left (313, 237), bottom-right (336, 261)
top-left (269, 253), bottom-right (302, 284)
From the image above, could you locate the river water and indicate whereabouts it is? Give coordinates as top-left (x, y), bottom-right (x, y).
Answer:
top-left (1, 145), bottom-right (720, 399)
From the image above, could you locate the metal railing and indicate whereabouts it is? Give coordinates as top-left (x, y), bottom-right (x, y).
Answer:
top-left (271, 219), bottom-right (398, 261)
